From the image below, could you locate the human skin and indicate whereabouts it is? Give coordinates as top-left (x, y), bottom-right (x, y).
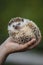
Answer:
top-left (0, 37), bottom-right (36, 65)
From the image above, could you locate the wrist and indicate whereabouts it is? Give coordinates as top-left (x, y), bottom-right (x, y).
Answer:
top-left (0, 44), bottom-right (9, 56)
top-left (0, 45), bottom-right (9, 65)
top-left (0, 37), bottom-right (12, 55)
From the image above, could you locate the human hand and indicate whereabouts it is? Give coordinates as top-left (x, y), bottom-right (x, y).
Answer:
top-left (1, 37), bottom-right (36, 54)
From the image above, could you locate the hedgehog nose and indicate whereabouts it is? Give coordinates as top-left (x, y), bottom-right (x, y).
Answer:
top-left (15, 26), bottom-right (19, 29)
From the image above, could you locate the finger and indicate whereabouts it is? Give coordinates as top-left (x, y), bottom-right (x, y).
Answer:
top-left (24, 38), bottom-right (36, 48)
top-left (28, 38), bottom-right (41, 49)
top-left (19, 38), bottom-right (36, 50)
top-left (28, 33), bottom-right (42, 49)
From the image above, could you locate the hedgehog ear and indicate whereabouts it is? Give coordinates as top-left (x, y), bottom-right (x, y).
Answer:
top-left (8, 21), bottom-right (13, 26)
top-left (22, 18), bottom-right (24, 22)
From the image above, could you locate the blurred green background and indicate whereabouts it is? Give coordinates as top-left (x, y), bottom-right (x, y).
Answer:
top-left (0, 0), bottom-right (43, 64)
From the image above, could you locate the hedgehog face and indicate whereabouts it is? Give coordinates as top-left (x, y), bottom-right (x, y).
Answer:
top-left (8, 17), bottom-right (30, 33)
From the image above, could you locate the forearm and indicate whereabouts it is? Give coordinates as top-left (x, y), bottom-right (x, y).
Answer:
top-left (0, 37), bottom-right (14, 65)
top-left (0, 44), bottom-right (8, 65)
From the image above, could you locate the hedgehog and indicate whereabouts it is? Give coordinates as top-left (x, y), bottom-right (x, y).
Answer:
top-left (8, 17), bottom-right (41, 48)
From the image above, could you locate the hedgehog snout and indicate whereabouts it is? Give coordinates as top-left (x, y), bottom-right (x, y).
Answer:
top-left (13, 25), bottom-right (20, 29)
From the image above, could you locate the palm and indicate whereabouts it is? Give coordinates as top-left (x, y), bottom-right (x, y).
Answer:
top-left (3, 37), bottom-right (36, 54)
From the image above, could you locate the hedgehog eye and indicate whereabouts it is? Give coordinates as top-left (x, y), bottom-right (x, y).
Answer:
top-left (13, 25), bottom-right (15, 27)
